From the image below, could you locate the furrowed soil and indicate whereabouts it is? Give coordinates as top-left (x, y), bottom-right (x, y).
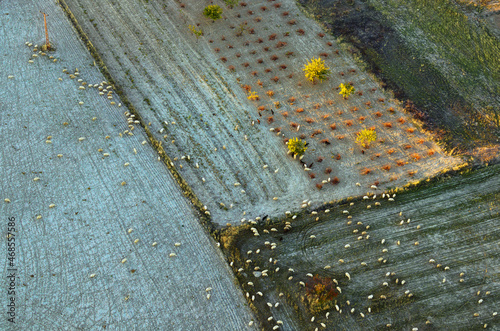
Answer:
top-left (299, 0), bottom-right (500, 155)
top-left (223, 163), bottom-right (500, 330)
top-left (0, 0), bottom-right (255, 329)
top-left (63, 0), bottom-right (462, 227)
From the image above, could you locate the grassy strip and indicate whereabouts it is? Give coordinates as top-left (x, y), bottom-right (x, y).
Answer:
top-left (367, 0), bottom-right (500, 106)
top-left (57, 0), bottom-right (216, 235)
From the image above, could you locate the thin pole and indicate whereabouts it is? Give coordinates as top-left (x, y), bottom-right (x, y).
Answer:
top-left (41, 12), bottom-right (50, 49)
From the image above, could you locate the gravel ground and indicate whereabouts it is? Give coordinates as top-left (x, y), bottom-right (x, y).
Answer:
top-left (0, 1), bottom-right (256, 329)
top-left (62, 0), bottom-right (463, 226)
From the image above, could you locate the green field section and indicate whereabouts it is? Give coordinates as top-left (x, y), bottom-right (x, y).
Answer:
top-left (224, 163), bottom-right (500, 329)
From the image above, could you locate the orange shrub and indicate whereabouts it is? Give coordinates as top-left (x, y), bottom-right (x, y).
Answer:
top-left (404, 144), bottom-right (412, 150)
top-left (375, 112), bottom-right (382, 117)
top-left (406, 128), bottom-right (415, 133)
top-left (398, 117), bottom-right (406, 124)
top-left (266, 90), bottom-right (275, 97)
top-left (320, 139), bottom-right (330, 144)
top-left (383, 122), bottom-right (392, 128)
top-left (305, 118), bottom-right (314, 124)
top-left (309, 173), bottom-right (316, 179)
top-left (345, 120), bottom-right (353, 126)
top-left (396, 160), bottom-right (405, 166)
top-left (331, 177), bottom-right (340, 184)
top-left (427, 149), bottom-right (435, 156)
top-left (325, 167), bottom-right (332, 174)
top-left (316, 183), bottom-right (323, 189)
top-left (288, 96), bottom-right (296, 103)
top-left (330, 123), bottom-right (337, 130)
top-left (290, 122), bottom-right (298, 128)
top-left (267, 116), bottom-right (274, 124)
top-left (381, 164), bottom-right (391, 171)
top-left (410, 153), bottom-right (421, 161)
top-left (360, 168), bottom-right (372, 175)
top-left (387, 149), bottom-right (396, 155)
top-left (282, 111), bottom-right (289, 118)
top-left (358, 116), bottom-right (365, 121)
top-left (296, 108), bottom-right (304, 113)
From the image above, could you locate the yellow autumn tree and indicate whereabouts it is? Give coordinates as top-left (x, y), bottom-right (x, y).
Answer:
top-left (303, 57), bottom-right (330, 82)
top-left (356, 128), bottom-right (377, 148)
top-left (339, 83), bottom-right (355, 99)
top-left (287, 137), bottom-right (308, 157)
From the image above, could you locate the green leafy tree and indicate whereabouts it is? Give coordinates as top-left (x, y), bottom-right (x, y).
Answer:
top-left (355, 128), bottom-right (377, 148)
top-left (303, 57), bottom-right (330, 82)
top-left (339, 83), bottom-right (355, 99)
top-left (203, 5), bottom-right (223, 20)
top-left (287, 137), bottom-right (308, 157)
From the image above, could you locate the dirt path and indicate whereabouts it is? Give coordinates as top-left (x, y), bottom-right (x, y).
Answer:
top-left (63, 0), bottom-right (462, 226)
top-left (0, 0), bottom-right (255, 329)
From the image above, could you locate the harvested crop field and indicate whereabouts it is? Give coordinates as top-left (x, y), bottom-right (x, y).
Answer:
top-left (222, 164), bottom-right (500, 330)
top-left (62, 0), bottom-right (462, 226)
top-left (0, 1), bottom-right (255, 329)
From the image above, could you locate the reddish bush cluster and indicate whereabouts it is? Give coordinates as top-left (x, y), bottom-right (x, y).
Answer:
top-left (383, 122), bottom-right (393, 128)
top-left (305, 118), bottom-right (314, 124)
top-left (269, 33), bottom-right (277, 40)
top-left (360, 168), bottom-right (372, 175)
top-left (410, 153), bottom-right (421, 161)
top-left (270, 54), bottom-right (279, 61)
top-left (320, 139), bottom-right (330, 145)
top-left (330, 123), bottom-right (337, 130)
top-left (318, 32), bottom-right (325, 38)
top-left (297, 29), bottom-right (305, 35)
top-left (271, 76), bottom-right (279, 82)
top-left (382, 164), bottom-right (391, 171)
top-left (331, 177), bottom-right (340, 184)
top-left (276, 41), bottom-right (287, 48)
top-left (309, 173), bottom-right (316, 179)
top-left (296, 108), bottom-right (304, 113)
top-left (325, 167), bottom-right (332, 174)
top-left (305, 275), bottom-right (338, 303)
top-left (288, 19), bottom-right (296, 25)
top-left (311, 129), bottom-right (322, 137)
